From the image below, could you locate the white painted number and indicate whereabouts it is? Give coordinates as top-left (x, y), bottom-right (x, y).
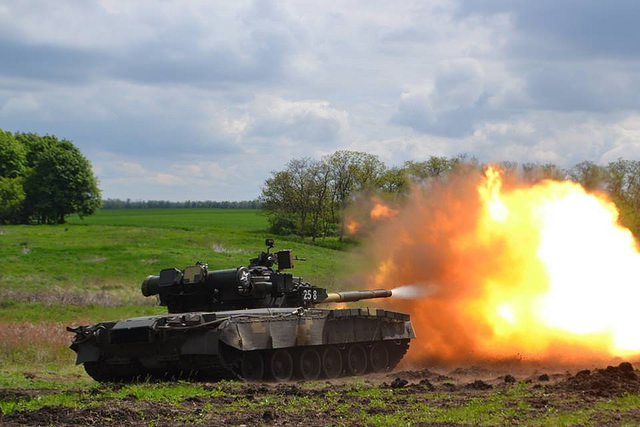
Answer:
top-left (302, 289), bottom-right (318, 301)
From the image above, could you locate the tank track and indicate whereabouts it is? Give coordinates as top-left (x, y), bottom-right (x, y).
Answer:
top-left (82, 339), bottom-right (410, 382)
top-left (84, 354), bottom-right (236, 382)
top-left (220, 339), bottom-right (411, 381)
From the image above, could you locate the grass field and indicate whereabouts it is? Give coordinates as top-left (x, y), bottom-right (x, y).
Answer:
top-left (2, 208), bottom-right (640, 426)
top-left (0, 209), bottom-right (350, 371)
top-left (1, 209), bottom-right (349, 300)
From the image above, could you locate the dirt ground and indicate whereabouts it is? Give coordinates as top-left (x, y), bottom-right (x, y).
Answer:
top-left (3, 362), bottom-right (640, 426)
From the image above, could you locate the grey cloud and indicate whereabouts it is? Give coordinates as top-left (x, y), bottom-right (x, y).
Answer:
top-left (244, 97), bottom-right (349, 144)
top-left (0, 35), bottom-right (291, 87)
top-left (0, 42), bottom-right (105, 83)
top-left (2, 0), bottom-right (640, 200)
top-left (510, 1), bottom-right (640, 59)
top-left (393, 1), bottom-right (640, 138)
top-left (393, 98), bottom-right (489, 138)
top-left (0, 1), bottom-right (298, 87)
top-left (0, 89), bottom-right (243, 161)
top-left (247, 112), bottom-right (344, 143)
top-left (94, 153), bottom-right (261, 201)
top-left (392, 59), bottom-right (492, 137)
top-left (112, 28), bottom-right (293, 86)
top-left (521, 63), bottom-right (640, 112)
top-left (461, 0), bottom-right (640, 59)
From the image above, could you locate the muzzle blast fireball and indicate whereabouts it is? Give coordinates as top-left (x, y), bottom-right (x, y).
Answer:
top-left (358, 166), bottom-right (640, 365)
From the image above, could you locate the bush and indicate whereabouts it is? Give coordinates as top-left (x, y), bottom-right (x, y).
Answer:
top-left (268, 215), bottom-right (297, 235)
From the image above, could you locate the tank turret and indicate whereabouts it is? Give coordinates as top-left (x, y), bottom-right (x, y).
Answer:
top-left (139, 239), bottom-right (391, 313)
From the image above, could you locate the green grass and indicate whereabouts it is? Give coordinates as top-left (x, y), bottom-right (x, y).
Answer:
top-left (0, 364), bottom-right (91, 389)
top-left (2, 373), bottom-right (640, 425)
top-left (0, 379), bottom-right (229, 414)
top-left (0, 301), bottom-right (163, 323)
top-left (0, 209), bottom-right (350, 297)
top-left (67, 208), bottom-right (268, 231)
top-left (0, 208), bottom-right (353, 369)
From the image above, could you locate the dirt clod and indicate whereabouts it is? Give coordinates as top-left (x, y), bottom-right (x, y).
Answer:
top-left (619, 362), bottom-right (634, 374)
top-left (450, 366), bottom-right (490, 377)
top-left (390, 378), bottom-right (408, 388)
top-left (440, 382), bottom-right (457, 391)
top-left (390, 369), bottom-right (452, 382)
top-left (262, 409), bottom-right (276, 422)
top-left (504, 374), bottom-right (516, 383)
top-left (576, 369), bottom-right (591, 378)
top-left (419, 379), bottom-right (435, 390)
top-left (538, 374), bottom-right (549, 382)
top-left (559, 362), bottom-right (640, 396)
top-left (465, 380), bottom-right (492, 390)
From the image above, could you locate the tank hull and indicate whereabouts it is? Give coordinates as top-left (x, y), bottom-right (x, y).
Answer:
top-left (70, 307), bottom-right (415, 382)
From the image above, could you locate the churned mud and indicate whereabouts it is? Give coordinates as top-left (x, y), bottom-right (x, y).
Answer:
top-left (3, 362), bottom-right (640, 426)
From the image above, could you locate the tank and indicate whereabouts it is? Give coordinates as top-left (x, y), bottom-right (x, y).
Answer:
top-left (67, 239), bottom-right (415, 382)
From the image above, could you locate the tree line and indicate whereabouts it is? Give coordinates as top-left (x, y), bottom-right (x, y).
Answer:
top-left (260, 151), bottom-right (640, 240)
top-left (0, 129), bottom-right (101, 224)
top-left (102, 199), bottom-right (260, 209)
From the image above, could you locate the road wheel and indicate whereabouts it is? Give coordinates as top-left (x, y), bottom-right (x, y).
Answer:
top-left (347, 344), bottom-right (367, 376)
top-left (369, 342), bottom-right (389, 372)
top-left (269, 349), bottom-right (294, 382)
top-left (321, 346), bottom-right (342, 379)
top-left (297, 347), bottom-right (322, 380)
top-left (240, 351), bottom-right (264, 381)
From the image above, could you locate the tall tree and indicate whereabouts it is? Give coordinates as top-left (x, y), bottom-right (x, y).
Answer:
top-left (261, 158), bottom-right (317, 236)
top-left (569, 161), bottom-right (607, 191)
top-left (521, 162), bottom-right (566, 183)
top-left (351, 152), bottom-right (386, 191)
top-left (0, 177), bottom-right (25, 224)
top-left (22, 135), bottom-right (101, 224)
top-left (327, 151), bottom-right (385, 241)
top-left (261, 170), bottom-right (297, 234)
top-left (307, 160), bottom-right (332, 241)
top-left (605, 159), bottom-right (640, 234)
top-left (403, 156), bottom-right (454, 181)
top-left (379, 167), bottom-right (408, 194)
top-left (0, 130), bottom-right (26, 178)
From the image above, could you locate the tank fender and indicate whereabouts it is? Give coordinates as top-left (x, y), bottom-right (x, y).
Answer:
top-left (180, 330), bottom-right (219, 355)
top-left (112, 317), bottom-right (158, 330)
top-left (218, 316), bottom-right (327, 351)
top-left (72, 343), bottom-right (101, 364)
top-left (405, 320), bottom-right (416, 339)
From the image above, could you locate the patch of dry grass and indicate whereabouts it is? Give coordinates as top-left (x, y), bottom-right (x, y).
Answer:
top-left (211, 242), bottom-right (243, 254)
top-left (0, 288), bottom-right (115, 306)
top-left (0, 322), bottom-right (73, 364)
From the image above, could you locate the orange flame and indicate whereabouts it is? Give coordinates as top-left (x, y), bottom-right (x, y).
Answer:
top-left (345, 218), bottom-right (360, 234)
top-left (365, 166), bottom-right (640, 364)
top-left (370, 203), bottom-right (399, 220)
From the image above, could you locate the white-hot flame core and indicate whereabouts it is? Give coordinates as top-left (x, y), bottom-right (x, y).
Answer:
top-left (535, 188), bottom-right (640, 353)
top-left (477, 171), bottom-right (640, 356)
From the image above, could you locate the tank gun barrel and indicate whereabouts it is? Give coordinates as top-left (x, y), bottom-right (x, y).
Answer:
top-left (322, 289), bottom-right (392, 304)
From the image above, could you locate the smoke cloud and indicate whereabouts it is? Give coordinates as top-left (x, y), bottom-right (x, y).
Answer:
top-left (350, 167), bottom-right (640, 366)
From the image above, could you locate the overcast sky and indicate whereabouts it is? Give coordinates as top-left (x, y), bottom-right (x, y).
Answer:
top-left (1, 1), bottom-right (639, 201)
